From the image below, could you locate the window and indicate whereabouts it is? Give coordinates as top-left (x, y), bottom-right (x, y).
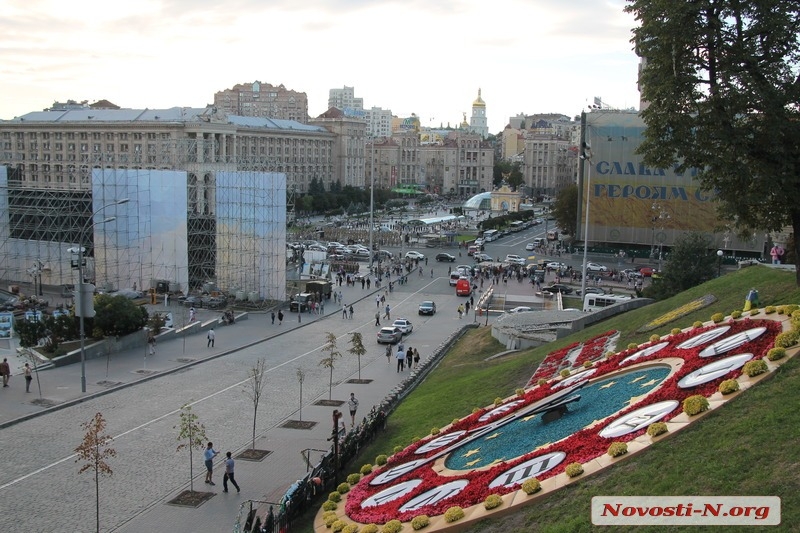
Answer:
top-left (93, 133), bottom-right (101, 140)
top-left (106, 143), bottom-right (114, 152)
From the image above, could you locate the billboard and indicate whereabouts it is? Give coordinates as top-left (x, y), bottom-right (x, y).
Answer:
top-left (579, 111), bottom-right (765, 254)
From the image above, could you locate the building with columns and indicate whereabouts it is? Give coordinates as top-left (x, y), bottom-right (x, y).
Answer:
top-left (309, 108), bottom-right (367, 188)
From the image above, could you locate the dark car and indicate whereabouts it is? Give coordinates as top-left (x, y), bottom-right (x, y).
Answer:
top-left (435, 253), bottom-right (456, 262)
top-left (576, 287), bottom-right (606, 297)
top-left (418, 301), bottom-right (437, 315)
top-left (541, 284), bottom-right (574, 295)
top-left (182, 295), bottom-right (202, 308)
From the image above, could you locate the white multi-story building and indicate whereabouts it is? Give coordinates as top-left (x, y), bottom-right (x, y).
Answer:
top-left (364, 107), bottom-right (393, 139)
top-left (469, 89), bottom-right (489, 139)
top-left (327, 86), bottom-right (364, 115)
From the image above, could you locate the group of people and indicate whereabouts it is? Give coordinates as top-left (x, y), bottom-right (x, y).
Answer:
top-left (388, 343), bottom-right (420, 372)
top-left (0, 359), bottom-right (34, 393)
top-left (203, 442), bottom-right (240, 493)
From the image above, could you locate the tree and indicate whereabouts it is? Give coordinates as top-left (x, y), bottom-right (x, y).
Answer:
top-left (319, 332), bottom-right (341, 400)
top-left (75, 412), bottom-right (116, 533)
top-left (348, 332), bottom-right (367, 381)
top-left (243, 358), bottom-right (267, 451)
top-left (296, 368), bottom-right (306, 421)
top-left (93, 294), bottom-right (148, 337)
top-left (627, 0), bottom-right (800, 285)
top-left (551, 184), bottom-right (578, 237)
top-left (643, 232), bottom-right (717, 300)
top-left (508, 162), bottom-right (524, 190)
top-left (174, 403), bottom-right (207, 493)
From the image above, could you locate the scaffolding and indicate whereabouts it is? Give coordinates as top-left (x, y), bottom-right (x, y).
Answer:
top-left (0, 134), bottom-right (287, 302)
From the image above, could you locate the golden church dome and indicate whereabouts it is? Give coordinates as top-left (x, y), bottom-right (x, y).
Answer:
top-left (472, 88), bottom-right (486, 107)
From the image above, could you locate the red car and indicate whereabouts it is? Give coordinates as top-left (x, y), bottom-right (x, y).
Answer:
top-left (639, 267), bottom-right (655, 277)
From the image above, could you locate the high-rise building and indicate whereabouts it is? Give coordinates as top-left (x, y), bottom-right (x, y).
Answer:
top-left (469, 89), bottom-right (489, 139)
top-left (365, 107), bottom-right (393, 139)
top-left (327, 86), bottom-right (363, 114)
top-left (214, 81), bottom-right (309, 123)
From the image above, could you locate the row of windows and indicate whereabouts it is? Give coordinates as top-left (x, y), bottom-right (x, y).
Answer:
top-left (4, 131), bottom-right (170, 141)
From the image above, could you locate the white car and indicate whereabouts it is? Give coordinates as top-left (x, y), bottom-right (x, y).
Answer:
top-left (505, 254), bottom-right (526, 265)
top-left (506, 306), bottom-right (533, 314)
top-left (392, 318), bottom-right (413, 334)
top-left (525, 243), bottom-right (535, 251)
top-left (584, 262), bottom-right (609, 272)
top-left (405, 251), bottom-right (425, 260)
top-left (547, 261), bottom-right (567, 270)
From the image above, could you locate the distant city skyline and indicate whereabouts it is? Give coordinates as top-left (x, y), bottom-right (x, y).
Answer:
top-left (1, 0), bottom-right (642, 133)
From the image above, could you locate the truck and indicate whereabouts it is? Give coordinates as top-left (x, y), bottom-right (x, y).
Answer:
top-left (289, 293), bottom-right (313, 312)
top-left (305, 280), bottom-right (332, 300)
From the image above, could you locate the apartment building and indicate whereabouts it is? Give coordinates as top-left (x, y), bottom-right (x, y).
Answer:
top-left (214, 81), bottom-right (309, 123)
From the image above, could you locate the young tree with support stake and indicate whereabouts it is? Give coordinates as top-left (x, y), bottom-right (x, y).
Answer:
top-left (319, 332), bottom-right (341, 400)
top-left (627, 0), bottom-right (800, 285)
top-left (348, 332), bottom-right (367, 381)
top-left (174, 403), bottom-right (207, 493)
top-left (296, 368), bottom-right (306, 421)
top-left (244, 358), bottom-right (267, 452)
top-left (75, 412), bottom-right (116, 533)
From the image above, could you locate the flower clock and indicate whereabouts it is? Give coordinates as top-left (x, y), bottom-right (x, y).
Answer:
top-left (317, 311), bottom-right (795, 531)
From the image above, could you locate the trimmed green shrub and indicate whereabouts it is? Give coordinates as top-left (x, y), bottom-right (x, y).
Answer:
top-left (560, 369), bottom-right (570, 378)
top-left (322, 500), bottom-right (338, 511)
top-left (774, 331), bottom-right (799, 348)
top-left (743, 359), bottom-right (768, 377)
top-left (430, 427), bottom-right (440, 435)
top-left (484, 494), bottom-right (503, 510)
top-left (393, 445), bottom-right (403, 454)
top-left (515, 388), bottom-right (525, 397)
top-left (337, 482), bottom-right (350, 494)
top-left (765, 306), bottom-right (776, 314)
top-left (375, 454), bottom-right (388, 466)
top-left (671, 328), bottom-right (682, 335)
top-left (647, 422), bottom-right (668, 437)
top-left (537, 378), bottom-right (548, 386)
top-left (452, 418), bottom-right (460, 425)
top-left (767, 347), bottom-right (786, 361)
top-left (607, 442), bottom-right (628, 457)
top-left (693, 321), bottom-right (704, 328)
top-left (711, 312), bottom-right (725, 323)
top-left (683, 395), bottom-right (710, 416)
top-left (347, 473), bottom-right (362, 485)
top-left (583, 361), bottom-right (593, 368)
top-left (381, 519), bottom-right (402, 533)
top-left (565, 462), bottom-right (584, 477)
top-left (494, 397), bottom-right (503, 406)
top-left (472, 407), bottom-right (481, 414)
top-left (332, 520), bottom-right (346, 533)
top-left (719, 379), bottom-right (740, 395)
top-left (730, 310), bottom-right (742, 319)
top-left (328, 491), bottom-right (342, 502)
top-left (522, 478), bottom-right (541, 495)
top-left (410, 437), bottom-right (420, 444)
top-left (360, 464), bottom-right (372, 475)
top-left (324, 514), bottom-right (338, 527)
top-left (360, 525), bottom-right (379, 533)
top-left (649, 334), bottom-right (661, 343)
top-left (444, 506), bottom-right (465, 523)
top-left (627, 342), bottom-right (639, 350)
top-left (411, 515), bottom-right (430, 530)
top-left (343, 525), bottom-right (360, 533)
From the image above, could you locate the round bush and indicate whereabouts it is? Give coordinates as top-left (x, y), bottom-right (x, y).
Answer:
top-left (411, 515), bottom-right (430, 530)
top-left (647, 422), bottom-right (668, 437)
top-left (393, 445), bottom-right (403, 454)
top-left (604, 351), bottom-right (615, 358)
top-left (560, 369), bottom-right (570, 378)
top-left (337, 482), bottom-right (350, 494)
top-left (324, 514), bottom-right (339, 527)
top-left (711, 313), bottom-right (725, 323)
top-left (718, 379), bottom-right (740, 395)
top-left (452, 418), bottom-right (460, 425)
top-left (627, 342), bottom-right (638, 350)
top-left (347, 473), bottom-right (361, 485)
top-left (682, 395), bottom-right (710, 416)
top-left (381, 519), bottom-right (402, 533)
top-left (332, 520), bottom-right (346, 533)
top-left (730, 310), bottom-right (742, 319)
top-left (743, 359), bottom-right (768, 377)
top-left (323, 511), bottom-right (338, 521)
top-left (693, 321), bottom-right (704, 328)
top-left (537, 378), bottom-right (548, 386)
top-left (328, 491), bottom-right (342, 502)
top-left (522, 478), bottom-right (541, 495)
top-left (410, 437), bottom-right (420, 444)
top-left (671, 328), bottom-right (682, 335)
top-left (375, 454), bottom-right (388, 466)
top-left (343, 525), bottom-right (360, 533)
top-left (322, 500), bottom-right (338, 511)
top-left (607, 442), bottom-right (628, 457)
top-left (583, 361), bottom-right (593, 368)
top-left (361, 525), bottom-right (379, 533)
top-left (444, 506), bottom-right (465, 523)
top-left (430, 427), bottom-right (440, 435)
top-left (767, 347), bottom-right (786, 361)
top-left (649, 334), bottom-right (661, 343)
top-left (765, 306), bottom-right (776, 314)
top-left (748, 308), bottom-right (760, 315)
top-left (472, 407), bottom-right (481, 414)
top-left (484, 494), bottom-right (503, 510)
top-left (565, 462), bottom-right (584, 477)
top-left (494, 397), bottom-right (503, 406)
top-left (515, 388), bottom-right (525, 397)
top-left (775, 331), bottom-right (799, 348)
top-left (359, 463), bottom-right (371, 475)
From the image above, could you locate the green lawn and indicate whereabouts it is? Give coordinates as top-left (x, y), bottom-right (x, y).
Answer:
top-left (300, 266), bottom-right (800, 532)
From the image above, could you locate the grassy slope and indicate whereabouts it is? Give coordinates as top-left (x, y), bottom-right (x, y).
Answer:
top-left (301, 266), bottom-right (800, 532)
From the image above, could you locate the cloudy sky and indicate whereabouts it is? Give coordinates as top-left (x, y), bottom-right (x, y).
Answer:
top-left (1, 0), bottom-right (642, 133)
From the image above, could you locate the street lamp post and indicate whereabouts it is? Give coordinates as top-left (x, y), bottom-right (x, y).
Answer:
top-left (717, 249), bottom-right (724, 277)
top-left (71, 199), bottom-right (129, 393)
top-left (368, 139), bottom-right (375, 272)
top-left (579, 143), bottom-right (592, 300)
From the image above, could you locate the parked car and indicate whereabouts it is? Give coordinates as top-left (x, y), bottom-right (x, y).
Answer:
top-left (418, 301), bottom-right (437, 315)
top-left (576, 287), bottom-right (606, 297)
top-left (375, 250), bottom-right (393, 260)
top-left (405, 251), bottom-right (425, 260)
top-left (584, 262), bottom-right (609, 272)
top-left (525, 243), bottom-right (535, 251)
top-left (377, 326), bottom-right (403, 344)
top-left (505, 254), bottom-right (526, 266)
top-left (506, 306), bottom-right (533, 314)
top-left (449, 273), bottom-right (461, 286)
top-left (435, 253), bottom-right (456, 262)
top-left (547, 261), bottom-right (568, 270)
top-left (639, 266), bottom-right (656, 277)
top-left (541, 284), bottom-right (574, 295)
top-left (474, 253), bottom-right (493, 263)
top-left (392, 318), bottom-right (414, 334)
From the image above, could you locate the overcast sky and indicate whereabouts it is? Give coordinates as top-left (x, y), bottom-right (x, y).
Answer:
top-left (1, 0), bottom-right (642, 133)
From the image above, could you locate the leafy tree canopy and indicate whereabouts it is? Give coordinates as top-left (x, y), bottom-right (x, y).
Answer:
top-left (626, 0), bottom-right (800, 284)
top-left (93, 295), bottom-right (148, 337)
top-left (551, 185), bottom-right (578, 237)
top-left (643, 232), bottom-right (717, 300)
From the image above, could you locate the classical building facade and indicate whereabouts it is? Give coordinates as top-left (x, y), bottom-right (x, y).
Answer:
top-left (309, 108), bottom-right (367, 188)
top-left (213, 81), bottom-right (309, 123)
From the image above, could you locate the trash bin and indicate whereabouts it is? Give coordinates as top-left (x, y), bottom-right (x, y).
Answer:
top-left (744, 288), bottom-right (759, 311)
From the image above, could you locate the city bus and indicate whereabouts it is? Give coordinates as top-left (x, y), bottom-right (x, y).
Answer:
top-left (482, 229), bottom-right (499, 242)
top-left (583, 294), bottom-right (635, 312)
top-left (509, 221), bottom-right (524, 232)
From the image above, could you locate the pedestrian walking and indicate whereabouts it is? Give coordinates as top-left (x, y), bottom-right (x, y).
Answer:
top-left (376, 295), bottom-right (381, 308)
top-left (204, 442), bottom-right (220, 485)
top-left (222, 451), bottom-right (241, 493)
top-left (396, 346), bottom-right (405, 372)
top-left (349, 305), bottom-right (354, 319)
top-left (431, 268), bottom-right (434, 278)
top-left (277, 310), bottom-right (284, 325)
top-left (342, 305), bottom-right (348, 319)
top-left (0, 357), bottom-right (9, 387)
top-left (385, 344), bottom-right (392, 365)
top-left (148, 335), bottom-right (156, 356)
top-left (413, 348), bottom-right (420, 368)
top-left (23, 362), bottom-right (32, 392)
top-left (406, 346), bottom-right (413, 369)
top-left (384, 304), bottom-right (391, 320)
top-left (207, 328), bottom-right (215, 348)
top-left (457, 304), bottom-right (464, 319)
top-left (375, 312), bottom-right (381, 326)
top-left (271, 312), bottom-right (275, 325)
top-left (348, 392), bottom-right (359, 427)
top-left (189, 307), bottom-right (196, 322)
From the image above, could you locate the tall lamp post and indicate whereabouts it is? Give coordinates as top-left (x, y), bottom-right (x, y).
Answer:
top-left (579, 143), bottom-right (592, 300)
top-left (70, 198), bottom-right (129, 393)
top-left (368, 139), bottom-right (375, 271)
top-left (717, 249), bottom-right (724, 277)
